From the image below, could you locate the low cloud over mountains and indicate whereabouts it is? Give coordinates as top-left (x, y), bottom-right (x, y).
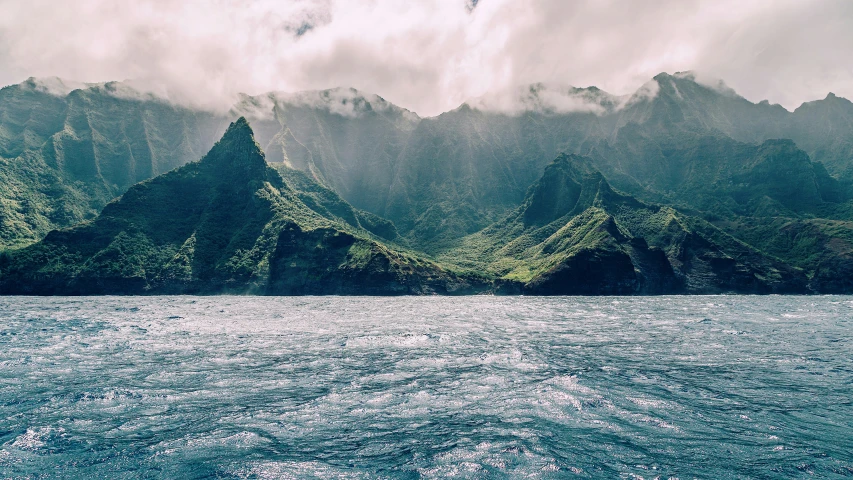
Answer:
top-left (0, 0), bottom-right (851, 116)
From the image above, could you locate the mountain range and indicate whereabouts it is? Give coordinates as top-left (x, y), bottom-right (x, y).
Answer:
top-left (1, 72), bottom-right (852, 294)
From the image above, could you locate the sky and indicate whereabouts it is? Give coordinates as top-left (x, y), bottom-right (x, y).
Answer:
top-left (0, 0), bottom-right (851, 116)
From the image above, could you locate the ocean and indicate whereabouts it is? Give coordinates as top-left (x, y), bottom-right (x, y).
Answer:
top-left (1, 296), bottom-right (851, 478)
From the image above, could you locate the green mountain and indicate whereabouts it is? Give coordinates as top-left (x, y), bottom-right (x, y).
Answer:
top-left (320, 75), bottom-right (853, 252)
top-left (590, 130), bottom-right (847, 218)
top-left (380, 102), bottom-right (609, 251)
top-left (786, 93), bottom-right (853, 180)
top-left (0, 118), bottom-right (485, 295)
top-left (579, 76), bottom-right (853, 287)
top-left (4, 74), bottom-right (853, 256)
top-left (614, 72), bottom-right (853, 181)
top-left (0, 78), bottom-right (223, 249)
top-left (3, 73), bottom-right (853, 294)
top-left (440, 155), bottom-right (808, 294)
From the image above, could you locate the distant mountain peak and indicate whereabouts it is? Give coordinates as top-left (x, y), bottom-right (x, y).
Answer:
top-left (283, 87), bottom-right (420, 120)
top-left (652, 71), bottom-right (674, 82)
top-left (795, 91), bottom-right (853, 113)
top-left (465, 83), bottom-right (620, 116)
top-left (651, 70), bottom-right (741, 99)
top-left (549, 152), bottom-right (600, 173)
top-left (820, 92), bottom-right (852, 105)
top-left (231, 87), bottom-right (419, 121)
top-left (222, 116), bottom-right (254, 139)
top-left (20, 76), bottom-right (90, 96)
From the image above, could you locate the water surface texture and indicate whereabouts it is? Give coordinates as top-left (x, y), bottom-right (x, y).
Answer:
top-left (1, 296), bottom-right (851, 478)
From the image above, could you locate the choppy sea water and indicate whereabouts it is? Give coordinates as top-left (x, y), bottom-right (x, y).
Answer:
top-left (0, 296), bottom-right (851, 479)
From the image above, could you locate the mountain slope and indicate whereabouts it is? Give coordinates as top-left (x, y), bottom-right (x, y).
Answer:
top-left (0, 118), bottom-right (484, 295)
top-left (0, 78), bottom-right (224, 248)
top-left (787, 93), bottom-right (853, 180)
top-left (382, 103), bottom-right (613, 251)
top-left (233, 88), bottom-right (420, 215)
top-left (441, 154), bottom-right (808, 294)
top-left (2, 73), bottom-right (853, 298)
top-left (590, 129), bottom-right (847, 218)
top-left (615, 72), bottom-right (853, 182)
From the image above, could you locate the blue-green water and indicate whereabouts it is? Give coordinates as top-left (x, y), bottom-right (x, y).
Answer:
top-left (0, 296), bottom-right (851, 479)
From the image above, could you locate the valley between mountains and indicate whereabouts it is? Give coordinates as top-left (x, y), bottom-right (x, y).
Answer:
top-left (1, 72), bottom-right (852, 294)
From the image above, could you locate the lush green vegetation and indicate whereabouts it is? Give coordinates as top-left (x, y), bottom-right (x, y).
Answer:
top-left (0, 79), bottom-right (224, 249)
top-left (439, 155), bottom-right (806, 294)
top-left (2, 72), bottom-right (853, 294)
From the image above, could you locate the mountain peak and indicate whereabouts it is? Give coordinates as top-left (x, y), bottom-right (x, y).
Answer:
top-left (231, 88), bottom-right (420, 122)
top-left (653, 71), bottom-right (699, 84)
top-left (201, 117), bottom-right (266, 177)
top-left (522, 154), bottom-right (610, 227)
top-left (225, 116), bottom-right (252, 135)
top-left (215, 116), bottom-right (258, 151)
top-left (652, 72), bottom-right (673, 82)
top-left (650, 71), bottom-right (740, 99)
top-left (19, 76), bottom-right (90, 97)
top-left (820, 92), bottom-right (852, 106)
top-left (465, 84), bottom-right (618, 116)
top-left (550, 153), bottom-right (599, 172)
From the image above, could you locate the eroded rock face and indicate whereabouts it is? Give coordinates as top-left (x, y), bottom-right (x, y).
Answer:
top-left (524, 248), bottom-right (641, 295)
top-left (809, 255), bottom-right (853, 294)
top-left (0, 80), bottom-right (225, 249)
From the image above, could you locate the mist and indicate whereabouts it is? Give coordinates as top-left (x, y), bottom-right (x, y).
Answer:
top-left (0, 0), bottom-right (851, 116)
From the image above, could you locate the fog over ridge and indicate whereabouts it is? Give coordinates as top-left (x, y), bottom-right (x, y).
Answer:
top-left (1, 0), bottom-right (851, 116)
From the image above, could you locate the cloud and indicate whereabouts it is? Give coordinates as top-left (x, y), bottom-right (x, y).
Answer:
top-left (23, 77), bottom-right (91, 96)
top-left (0, 0), bottom-right (850, 116)
top-left (623, 79), bottom-right (662, 107)
top-left (231, 87), bottom-right (419, 122)
top-left (275, 88), bottom-right (408, 117)
top-left (468, 84), bottom-right (619, 115)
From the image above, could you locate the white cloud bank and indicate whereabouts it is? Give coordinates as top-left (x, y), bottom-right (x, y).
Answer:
top-left (0, 0), bottom-right (850, 116)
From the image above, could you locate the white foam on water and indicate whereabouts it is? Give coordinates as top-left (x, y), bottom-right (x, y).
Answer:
top-left (0, 296), bottom-right (851, 477)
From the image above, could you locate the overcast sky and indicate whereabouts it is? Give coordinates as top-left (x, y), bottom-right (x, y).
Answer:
top-left (0, 0), bottom-right (851, 116)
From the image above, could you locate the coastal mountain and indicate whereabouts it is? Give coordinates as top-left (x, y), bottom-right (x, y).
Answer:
top-left (379, 102), bottom-right (611, 251)
top-left (440, 155), bottom-right (807, 294)
top-left (3, 73), bottom-right (852, 252)
top-left (2, 73), bottom-right (853, 294)
top-left (0, 119), bottom-right (484, 295)
top-left (786, 92), bottom-right (853, 180)
top-left (0, 78), bottom-right (224, 248)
